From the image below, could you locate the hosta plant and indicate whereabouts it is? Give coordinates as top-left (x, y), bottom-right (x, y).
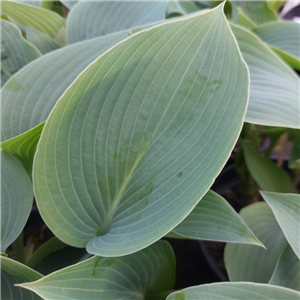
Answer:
top-left (1, 0), bottom-right (299, 299)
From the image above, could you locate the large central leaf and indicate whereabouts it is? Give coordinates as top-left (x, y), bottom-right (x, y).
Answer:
top-left (33, 4), bottom-right (249, 257)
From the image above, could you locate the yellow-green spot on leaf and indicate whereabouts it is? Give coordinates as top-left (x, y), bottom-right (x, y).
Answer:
top-left (177, 172), bottom-right (183, 177)
top-left (175, 291), bottom-right (186, 300)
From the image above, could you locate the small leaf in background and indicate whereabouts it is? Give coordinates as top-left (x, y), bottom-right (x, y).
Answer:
top-left (61, 0), bottom-right (80, 10)
top-left (25, 26), bottom-right (60, 54)
top-left (237, 8), bottom-right (255, 30)
top-left (1, 0), bottom-right (65, 40)
top-left (0, 31), bottom-right (130, 167)
top-left (269, 243), bottom-right (300, 291)
top-left (33, 5), bottom-right (249, 257)
top-left (18, 241), bottom-right (175, 300)
top-left (224, 202), bottom-right (287, 283)
top-left (166, 0), bottom-right (199, 18)
top-left (66, 1), bottom-right (167, 44)
top-left (288, 130), bottom-right (300, 170)
top-left (231, 0), bottom-right (277, 25)
top-left (242, 140), bottom-right (296, 193)
top-left (231, 24), bottom-right (300, 129)
top-left (260, 191), bottom-right (300, 259)
top-left (1, 256), bottom-right (43, 300)
top-left (267, 0), bottom-right (285, 12)
top-left (1, 150), bottom-right (33, 253)
top-left (254, 21), bottom-right (300, 70)
top-left (168, 190), bottom-right (262, 246)
top-left (1, 20), bottom-right (41, 86)
top-left (167, 282), bottom-right (300, 299)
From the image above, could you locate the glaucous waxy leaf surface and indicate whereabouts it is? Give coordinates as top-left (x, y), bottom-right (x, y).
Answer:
top-left (1, 256), bottom-right (43, 300)
top-left (1, 31), bottom-right (130, 155)
top-left (167, 282), bottom-right (300, 300)
top-left (67, 1), bottom-right (167, 44)
top-left (1, 0), bottom-right (65, 39)
top-left (253, 21), bottom-right (300, 70)
top-left (231, 0), bottom-right (277, 25)
top-left (168, 190), bottom-right (262, 246)
top-left (269, 243), bottom-right (300, 291)
top-left (242, 140), bottom-right (296, 193)
top-left (231, 24), bottom-right (300, 129)
top-left (1, 20), bottom-right (41, 86)
top-left (33, 5), bottom-right (249, 257)
top-left (19, 241), bottom-right (175, 300)
top-left (260, 191), bottom-right (300, 259)
top-left (1, 150), bottom-right (33, 253)
top-left (224, 202), bottom-right (287, 283)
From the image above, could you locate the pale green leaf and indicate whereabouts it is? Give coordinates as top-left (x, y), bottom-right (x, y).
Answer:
top-left (237, 8), bottom-right (255, 30)
top-left (242, 140), bottom-right (296, 193)
top-left (231, 24), bottom-right (300, 129)
top-left (1, 150), bottom-right (33, 253)
top-left (254, 21), bottom-right (300, 70)
top-left (224, 202), bottom-right (287, 283)
top-left (10, 0), bottom-right (41, 7)
top-left (66, 1), bottom-right (167, 44)
top-left (1, 256), bottom-right (43, 300)
top-left (19, 241), bottom-right (175, 300)
top-left (268, 0), bottom-right (285, 12)
top-left (168, 190), bottom-right (262, 246)
top-left (1, 27), bottom-right (168, 170)
top-left (33, 5), bottom-right (249, 257)
top-left (1, 0), bottom-right (65, 39)
top-left (167, 282), bottom-right (300, 300)
top-left (260, 191), bottom-right (300, 259)
top-left (269, 243), bottom-right (300, 291)
top-left (166, 0), bottom-right (199, 17)
top-left (1, 20), bottom-right (41, 86)
top-left (25, 27), bottom-right (60, 54)
top-left (231, 0), bottom-right (278, 26)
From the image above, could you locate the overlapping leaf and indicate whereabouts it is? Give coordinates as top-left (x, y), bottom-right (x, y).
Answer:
top-left (231, 0), bottom-right (277, 25)
top-left (242, 140), bottom-right (296, 193)
top-left (254, 21), bottom-right (300, 70)
top-left (224, 202), bottom-right (287, 283)
top-left (231, 24), bottom-right (300, 129)
top-left (0, 31), bottom-right (130, 167)
top-left (1, 256), bottom-right (43, 300)
top-left (1, 150), bottom-right (33, 253)
top-left (1, 0), bottom-right (65, 39)
top-left (167, 190), bottom-right (262, 246)
top-left (261, 191), bottom-right (300, 259)
top-left (1, 20), bottom-right (41, 86)
top-left (18, 241), bottom-right (175, 300)
top-left (66, 1), bottom-right (167, 43)
top-left (167, 282), bottom-right (300, 300)
top-left (269, 244), bottom-right (300, 291)
top-left (166, 0), bottom-right (199, 17)
top-left (33, 5), bottom-right (249, 257)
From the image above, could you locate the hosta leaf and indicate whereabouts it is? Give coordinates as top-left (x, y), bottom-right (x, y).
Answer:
top-left (267, 0), bottom-right (285, 12)
top-left (0, 31), bottom-right (130, 166)
top-left (1, 0), bottom-right (65, 39)
top-left (167, 282), bottom-right (300, 300)
top-left (269, 243), bottom-right (300, 291)
top-left (11, 0), bottom-right (41, 7)
top-left (1, 256), bottom-right (43, 300)
top-left (167, 190), bottom-right (262, 246)
top-left (166, 0), bottom-right (199, 17)
top-left (1, 20), bottom-right (41, 86)
top-left (25, 27), bottom-right (60, 54)
top-left (224, 202), bottom-right (287, 283)
top-left (242, 140), bottom-right (296, 193)
top-left (19, 241), bottom-right (175, 300)
top-left (289, 130), bottom-right (300, 170)
top-left (231, 24), bottom-right (300, 129)
top-left (260, 191), bottom-right (300, 259)
top-left (1, 150), bottom-right (33, 253)
top-left (231, 0), bottom-right (277, 26)
top-left (254, 21), bottom-right (300, 70)
top-left (61, 0), bottom-right (79, 10)
top-left (33, 5), bottom-right (249, 257)
top-left (66, 1), bottom-right (167, 44)
top-left (237, 8), bottom-right (255, 30)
